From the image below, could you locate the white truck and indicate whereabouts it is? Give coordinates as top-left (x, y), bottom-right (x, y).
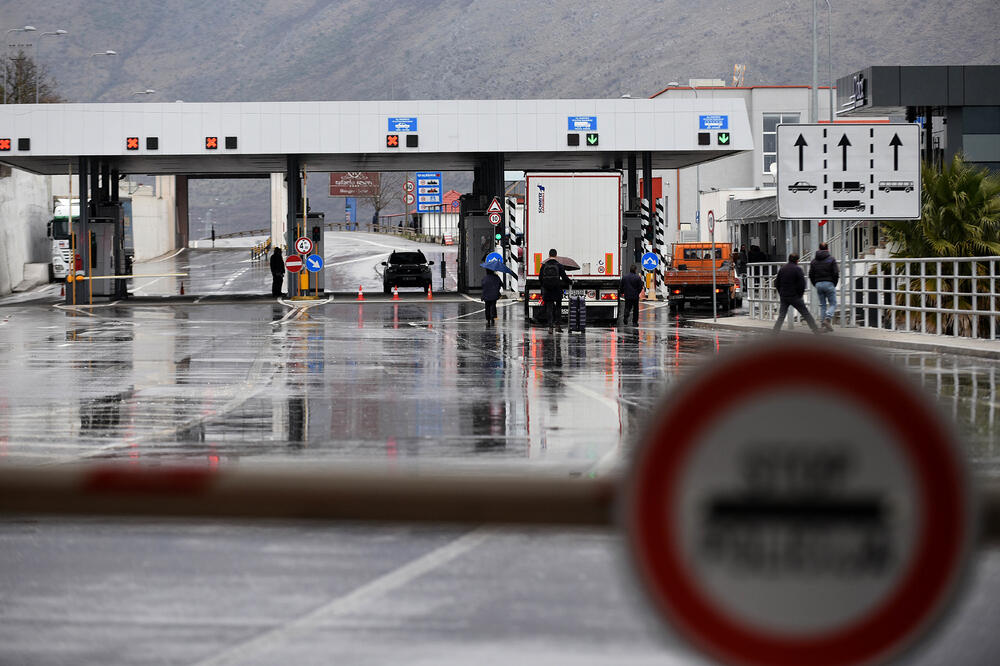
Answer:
top-left (523, 172), bottom-right (621, 322)
top-left (47, 197), bottom-right (134, 281)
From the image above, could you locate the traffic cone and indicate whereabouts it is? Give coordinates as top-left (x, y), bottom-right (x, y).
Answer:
top-left (392, 285), bottom-right (400, 301)
top-left (426, 284), bottom-right (433, 300)
top-left (357, 285), bottom-right (364, 301)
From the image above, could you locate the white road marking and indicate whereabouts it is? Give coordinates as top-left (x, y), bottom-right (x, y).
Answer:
top-left (192, 527), bottom-right (491, 666)
top-left (325, 252), bottom-right (391, 267)
top-left (141, 248), bottom-right (186, 264)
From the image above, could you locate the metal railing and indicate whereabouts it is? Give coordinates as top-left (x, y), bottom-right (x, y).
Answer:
top-left (746, 257), bottom-right (1000, 340)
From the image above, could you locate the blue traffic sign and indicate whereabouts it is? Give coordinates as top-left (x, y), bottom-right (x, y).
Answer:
top-left (485, 252), bottom-right (503, 264)
top-left (567, 116), bottom-right (597, 131)
top-left (699, 114), bottom-right (729, 130)
top-left (388, 117), bottom-right (418, 132)
top-left (416, 171), bottom-right (443, 212)
top-left (305, 254), bottom-right (324, 272)
top-left (641, 252), bottom-right (659, 270)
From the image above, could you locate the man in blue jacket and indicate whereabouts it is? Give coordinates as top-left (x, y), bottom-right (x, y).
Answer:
top-left (773, 253), bottom-right (820, 333)
top-left (809, 242), bottom-right (840, 332)
top-left (619, 264), bottom-right (644, 326)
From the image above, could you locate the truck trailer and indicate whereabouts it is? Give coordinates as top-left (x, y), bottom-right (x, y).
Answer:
top-left (523, 172), bottom-right (622, 323)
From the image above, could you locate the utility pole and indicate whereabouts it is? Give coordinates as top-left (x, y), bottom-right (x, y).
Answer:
top-left (811, 0), bottom-right (819, 123)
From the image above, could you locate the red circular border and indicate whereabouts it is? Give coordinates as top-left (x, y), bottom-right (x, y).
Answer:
top-left (628, 343), bottom-right (969, 666)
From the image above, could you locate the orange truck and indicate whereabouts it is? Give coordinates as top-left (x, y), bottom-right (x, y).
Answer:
top-left (662, 243), bottom-right (741, 311)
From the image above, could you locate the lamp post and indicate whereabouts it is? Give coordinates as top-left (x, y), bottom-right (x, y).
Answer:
top-left (825, 0), bottom-right (833, 122)
top-left (88, 50), bottom-right (117, 102)
top-left (131, 89), bottom-right (155, 97)
top-left (36, 29), bottom-right (67, 103)
top-left (4, 25), bottom-right (36, 104)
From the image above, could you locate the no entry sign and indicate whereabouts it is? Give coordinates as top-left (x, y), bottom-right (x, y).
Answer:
top-left (285, 255), bottom-right (303, 273)
top-left (626, 340), bottom-right (974, 666)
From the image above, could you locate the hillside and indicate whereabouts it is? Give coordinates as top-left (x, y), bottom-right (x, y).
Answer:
top-left (2, 0), bottom-right (998, 234)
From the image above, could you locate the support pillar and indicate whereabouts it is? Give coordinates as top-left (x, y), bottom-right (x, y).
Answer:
top-left (627, 153), bottom-right (638, 212)
top-left (285, 155), bottom-right (301, 298)
top-left (67, 157), bottom-right (90, 305)
top-left (175, 176), bottom-right (189, 249)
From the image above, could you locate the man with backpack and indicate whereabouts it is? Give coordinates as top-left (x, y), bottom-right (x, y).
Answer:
top-left (540, 248), bottom-right (570, 333)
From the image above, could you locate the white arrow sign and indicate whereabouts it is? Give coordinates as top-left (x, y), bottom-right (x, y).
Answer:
top-left (776, 123), bottom-right (920, 221)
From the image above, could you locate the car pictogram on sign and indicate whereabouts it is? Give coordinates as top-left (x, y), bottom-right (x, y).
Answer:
top-left (787, 181), bottom-right (817, 193)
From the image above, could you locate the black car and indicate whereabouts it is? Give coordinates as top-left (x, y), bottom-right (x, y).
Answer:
top-left (382, 250), bottom-right (434, 293)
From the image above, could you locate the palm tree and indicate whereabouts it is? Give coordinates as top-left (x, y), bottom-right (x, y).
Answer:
top-left (879, 156), bottom-right (1000, 337)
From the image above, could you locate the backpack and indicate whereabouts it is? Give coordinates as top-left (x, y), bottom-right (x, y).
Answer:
top-left (540, 260), bottom-right (562, 290)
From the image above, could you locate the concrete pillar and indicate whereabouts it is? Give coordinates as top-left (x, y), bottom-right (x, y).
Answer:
top-left (285, 155), bottom-right (301, 298)
top-left (175, 175), bottom-right (189, 248)
top-left (270, 173), bottom-right (288, 249)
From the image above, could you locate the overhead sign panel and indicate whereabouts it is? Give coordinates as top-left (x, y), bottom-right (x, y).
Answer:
top-left (777, 123), bottom-right (920, 220)
top-left (415, 171), bottom-right (442, 212)
top-left (329, 172), bottom-right (380, 197)
top-left (699, 114), bottom-right (729, 130)
top-left (568, 116), bottom-right (597, 131)
top-left (388, 117), bottom-right (417, 132)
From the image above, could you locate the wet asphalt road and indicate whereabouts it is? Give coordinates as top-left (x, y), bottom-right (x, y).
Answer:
top-left (1, 238), bottom-right (999, 665)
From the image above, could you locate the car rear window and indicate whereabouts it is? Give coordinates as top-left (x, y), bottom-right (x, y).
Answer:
top-left (389, 252), bottom-right (426, 265)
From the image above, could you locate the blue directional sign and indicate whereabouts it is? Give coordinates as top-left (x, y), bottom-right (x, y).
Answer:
top-left (388, 117), bottom-right (418, 132)
top-left (641, 252), bottom-right (659, 271)
top-left (485, 252), bottom-right (503, 264)
top-left (699, 115), bottom-right (729, 130)
top-left (416, 171), bottom-right (443, 212)
top-left (567, 116), bottom-right (597, 131)
top-left (305, 254), bottom-right (324, 272)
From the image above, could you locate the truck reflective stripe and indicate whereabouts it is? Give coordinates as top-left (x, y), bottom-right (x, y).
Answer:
top-left (606, 253), bottom-right (613, 276)
top-left (534, 253), bottom-right (542, 275)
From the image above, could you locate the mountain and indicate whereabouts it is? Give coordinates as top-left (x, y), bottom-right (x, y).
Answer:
top-left (3, 0), bottom-right (998, 234)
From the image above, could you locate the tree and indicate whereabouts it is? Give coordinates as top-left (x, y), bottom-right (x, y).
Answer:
top-left (364, 172), bottom-right (405, 227)
top-left (879, 155), bottom-right (1000, 337)
top-left (2, 50), bottom-right (64, 104)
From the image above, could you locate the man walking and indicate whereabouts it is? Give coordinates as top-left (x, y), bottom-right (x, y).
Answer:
top-left (481, 269), bottom-right (502, 327)
top-left (540, 248), bottom-right (570, 333)
top-left (809, 241), bottom-right (839, 332)
top-left (619, 264), bottom-right (644, 326)
top-left (270, 247), bottom-right (285, 298)
top-left (773, 253), bottom-right (820, 334)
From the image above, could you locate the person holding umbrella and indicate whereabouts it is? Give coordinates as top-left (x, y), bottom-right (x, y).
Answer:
top-left (540, 248), bottom-right (571, 333)
top-left (481, 269), bottom-right (502, 327)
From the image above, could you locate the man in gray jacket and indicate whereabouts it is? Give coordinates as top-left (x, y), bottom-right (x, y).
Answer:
top-left (809, 242), bottom-right (839, 332)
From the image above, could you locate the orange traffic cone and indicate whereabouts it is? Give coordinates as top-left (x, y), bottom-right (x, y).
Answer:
top-left (357, 285), bottom-right (364, 301)
top-left (392, 285), bottom-right (400, 301)
top-left (426, 284), bottom-right (433, 300)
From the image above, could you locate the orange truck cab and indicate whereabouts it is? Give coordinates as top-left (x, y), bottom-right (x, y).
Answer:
top-left (662, 243), bottom-right (741, 311)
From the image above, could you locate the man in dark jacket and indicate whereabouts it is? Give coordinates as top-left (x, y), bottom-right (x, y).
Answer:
top-left (540, 248), bottom-right (570, 333)
top-left (481, 269), bottom-right (502, 327)
top-left (808, 242), bottom-right (839, 332)
top-left (619, 264), bottom-right (644, 326)
top-left (773, 253), bottom-right (820, 333)
top-left (270, 247), bottom-right (285, 298)
top-left (747, 245), bottom-right (768, 263)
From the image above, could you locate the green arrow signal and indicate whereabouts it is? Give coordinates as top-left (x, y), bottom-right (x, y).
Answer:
top-left (718, 132), bottom-right (730, 145)
top-left (586, 133), bottom-right (599, 146)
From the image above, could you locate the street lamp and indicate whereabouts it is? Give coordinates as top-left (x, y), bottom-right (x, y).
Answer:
top-left (4, 25), bottom-right (36, 104)
top-left (36, 29), bottom-right (68, 104)
top-left (825, 0), bottom-right (833, 122)
top-left (131, 89), bottom-right (155, 96)
top-left (88, 50), bottom-right (117, 102)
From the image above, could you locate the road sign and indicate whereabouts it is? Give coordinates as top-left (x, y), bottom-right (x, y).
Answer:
top-left (295, 237), bottom-right (313, 255)
top-left (388, 117), bottom-right (417, 132)
top-left (567, 116), bottom-right (597, 131)
top-left (405, 193), bottom-right (415, 205)
top-left (404, 180), bottom-right (415, 192)
top-left (707, 210), bottom-right (715, 235)
top-left (487, 197), bottom-right (503, 214)
top-left (777, 123), bottom-right (920, 220)
top-left (586, 133), bottom-right (599, 146)
top-left (416, 171), bottom-right (442, 212)
top-left (285, 255), bottom-right (303, 273)
top-left (489, 212), bottom-right (501, 226)
top-left (699, 114), bottom-right (729, 130)
top-left (626, 341), bottom-right (973, 666)
top-left (485, 251), bottom-right (503, 264)
top-left (305, 254), bottom-right (323, 272)
top-left (641, 252), bottom-right (659, 270)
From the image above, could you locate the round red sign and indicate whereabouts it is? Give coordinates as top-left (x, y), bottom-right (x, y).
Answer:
top-left (285, 255), bottom-right (303, 273)
top-left (626, 340), bottom-right (973, 666)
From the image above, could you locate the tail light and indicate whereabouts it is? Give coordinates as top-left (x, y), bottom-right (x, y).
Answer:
top-left (715, 288), bottom-right (723, 293)
top-left (528, 292), bottom-right (542, 301)
top-left (672, 289), bottom-right (682, 295)
top-left (600, 292), bottom-right (618, 301)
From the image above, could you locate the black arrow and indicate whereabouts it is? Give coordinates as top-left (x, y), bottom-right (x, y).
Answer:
top-left (889, 133), bottom-right (903, 170)
top-left (794, 134), bottom-right (807, 171)
top-left (838, 134), bottom-right (852, 171)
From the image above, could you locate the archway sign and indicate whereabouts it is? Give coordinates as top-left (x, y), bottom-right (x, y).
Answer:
top-left (626, 340), bottom-right (975, 666)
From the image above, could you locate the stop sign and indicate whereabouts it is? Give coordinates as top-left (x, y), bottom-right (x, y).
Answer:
top-left (285, 255), bottom-right (303, 273)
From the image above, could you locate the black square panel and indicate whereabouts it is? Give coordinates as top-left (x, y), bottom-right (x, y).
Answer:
top-left (567, 133), bottom-right (580, 146)
top-left (225, 136), bottom-right (238, 149)
top-left (17, 138), bottom-right (30, 151)
top-left (146, 137), bottom-right (159, 150)
top-left (698, 132), bottom-right (710, 146)
top-left (405, 134), bottom-right (418, 147)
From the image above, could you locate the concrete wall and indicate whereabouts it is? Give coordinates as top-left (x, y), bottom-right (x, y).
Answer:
top-left (0, 167), bottom-right (51, 295)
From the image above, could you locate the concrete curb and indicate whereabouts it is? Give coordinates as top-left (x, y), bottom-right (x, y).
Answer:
top-left (688, 318), bottom-right (1000, 360)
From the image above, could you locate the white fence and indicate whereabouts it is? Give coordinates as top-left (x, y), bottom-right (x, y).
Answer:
top-left (745, 256), bottom-right (1000, 340)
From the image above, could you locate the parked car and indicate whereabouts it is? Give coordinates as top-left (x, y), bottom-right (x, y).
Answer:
top-left (787, 181), bottom-right (817, 193)
top-left (382, 250), bottom-right (434, 293)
